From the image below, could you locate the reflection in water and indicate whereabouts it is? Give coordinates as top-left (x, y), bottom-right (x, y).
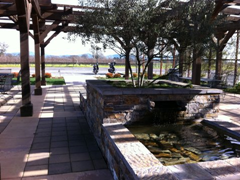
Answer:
top-left (126, 122), bottom-right (240, 166)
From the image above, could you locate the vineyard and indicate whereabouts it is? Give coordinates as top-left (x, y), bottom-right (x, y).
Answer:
top-left (0, 54), bottom-right (125, 65)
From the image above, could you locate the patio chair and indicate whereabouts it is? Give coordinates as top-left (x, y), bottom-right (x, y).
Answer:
top-left (209, 74), bottom-right (228, 88)
top-left (219, 74), bottom-right (228, 88)
top-left (0, 74), bottom-right (15, 104)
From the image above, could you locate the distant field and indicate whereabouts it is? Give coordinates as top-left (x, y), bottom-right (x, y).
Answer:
top-left (0, 63), bottom-right (126, 68)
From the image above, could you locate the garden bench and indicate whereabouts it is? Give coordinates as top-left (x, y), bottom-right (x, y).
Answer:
top-left (179, 75), bottom-right (227, 88)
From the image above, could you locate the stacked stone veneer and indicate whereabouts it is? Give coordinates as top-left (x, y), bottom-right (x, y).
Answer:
top-left (80, 80), bottom-right (224, 180)
top-left (83, 80), bottom-right (222, 139)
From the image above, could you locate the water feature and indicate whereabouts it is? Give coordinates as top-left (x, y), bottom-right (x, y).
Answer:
top-left (148, 100), bottom-right (186, 124)
top-left (126, 121), bottom-right (240, 166)
top-left (83, 80), bottom-right (224, 179)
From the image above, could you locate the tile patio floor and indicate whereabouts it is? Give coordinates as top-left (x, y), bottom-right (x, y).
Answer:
top-left (0, 85), bottom-right (113, 180)
top-left (0, 84), bottom-right (240, 180)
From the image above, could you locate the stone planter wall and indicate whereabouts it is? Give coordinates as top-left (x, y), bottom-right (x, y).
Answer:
top-left (83, 80), bottom-right (222, 142)
top-left (80, 80), bottom-right (224, 180)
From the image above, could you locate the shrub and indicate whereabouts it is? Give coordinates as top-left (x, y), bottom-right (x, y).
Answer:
top-left (235, 82), bottom-right (240, 90)
top-left (113, 73), bottom-right (121, 78)
top-left (106, 73), bottom-right (114, 78)
top-left (45, 73), bottom-right (52, 78)
top-left (132, 73), bottom-right (138, 78)
top-left (12, 72), bottom-right (18, 78)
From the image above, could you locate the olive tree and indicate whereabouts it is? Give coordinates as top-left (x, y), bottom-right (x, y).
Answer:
top-left (169, 0), bottom-right (219, 84)
top-left (71, 0), bottom-right (177, 87)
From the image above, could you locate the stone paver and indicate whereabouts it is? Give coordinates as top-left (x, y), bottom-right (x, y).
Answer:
top-left (0, 85), bottom-right (113, 180)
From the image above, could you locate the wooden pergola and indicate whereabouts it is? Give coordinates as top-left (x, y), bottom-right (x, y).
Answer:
top-left (0, 0), bottom-right (240, 117)
top-left (212, 0), bottom-right (240, 83)
top-left (0, 0), bottom-right (86, 116)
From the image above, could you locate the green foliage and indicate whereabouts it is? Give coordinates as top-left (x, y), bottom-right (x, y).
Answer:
top-left (71, 0), bottom-right (223, 87)
top-left (12, 77), bottom-right (65, 85)
top-left (224, 82), bottom-right (240, 94)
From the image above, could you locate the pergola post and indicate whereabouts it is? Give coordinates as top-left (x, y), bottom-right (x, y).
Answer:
top-left (192, 57), bottom-right (202, 85)
top-left (215, 32), bottom-right (224, 80)
top-left (41, 44), bottom-right (46, 85)
top-left (16, 0), bottom-right (33, 116)
top-left (32, 13), bottom-right (42, 95)
top-left (215, 30), bottom-right (235, 80)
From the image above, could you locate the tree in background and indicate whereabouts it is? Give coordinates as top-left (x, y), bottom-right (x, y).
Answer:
top-left (0, 42), bottom-right (8, 56)
top-left (71, 0), bottom-right (176, 87)
top-left (169, 0), bottom-right (219, 85)
top-left (72, 0), bottom-right (140, 83)
top-left (71, 0), bottom-right (223, 86)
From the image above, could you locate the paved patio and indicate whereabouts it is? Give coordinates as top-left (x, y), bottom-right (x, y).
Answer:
top-left (0, 83), bottom-right (240, 179)
top-left (0, 85), bottom-right (113, 180)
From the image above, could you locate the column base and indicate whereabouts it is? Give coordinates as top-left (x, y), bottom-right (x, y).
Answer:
top-left (20, 103), bottom-right (33, 117)
top-left (41, 81), bottom-right (46, 86)
top-left (34, 88), bottom-right (42, 95)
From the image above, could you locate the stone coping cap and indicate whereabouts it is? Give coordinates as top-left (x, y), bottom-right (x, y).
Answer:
top-left (86, 80), bottom-right (223, 95)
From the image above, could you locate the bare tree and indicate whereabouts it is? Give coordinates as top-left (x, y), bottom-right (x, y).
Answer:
top-left (0, 42), bottom-right (8, 56)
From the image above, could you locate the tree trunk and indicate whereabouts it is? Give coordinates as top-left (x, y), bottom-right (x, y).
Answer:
top-left (160, 60), bottom-right (163, 75)
top-left (234, 30), bottom-right (239, 86)
top-left (178, 48), bottom-right (185, 77)
top-left (172, 46), bottom-right (176, 68)
top-left (125, 49), bottom-right (130, 79)
top-left (208, 48), bottom-right (212, 78)
top-left (192, 47), bottom-right (201, 85)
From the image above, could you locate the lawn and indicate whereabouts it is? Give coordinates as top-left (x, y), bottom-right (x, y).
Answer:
top-left (12, 77), bottom-right (66, 85)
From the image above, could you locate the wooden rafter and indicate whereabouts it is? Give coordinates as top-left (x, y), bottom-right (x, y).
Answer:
top-left (31, 0), bottom-right (41, 18)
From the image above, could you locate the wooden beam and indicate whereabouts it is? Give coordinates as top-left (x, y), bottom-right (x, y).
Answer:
top-left (39, 20), bottom-right (61, 43)
top-left (32, 0), bottom-right (42, 18)
top-left (39, 0), bottom-right (52, 6)
top-left (43, 30), bottom-right (61, 47)
top-left (41, 10), bottom-right (82, 21)
top-left (29, 31), bottom-right (34, 39)
top-left (0, 22), bottom-right (77, 34)
top-left (212, 0), bottom-right (224, 20)
top-left (42, 22), bottom-right (68, 47)
top-left (219, 29), bottom-right (236, 51)
top-left (0, 0), bottom-right (15, 2)
top-left (8, 15), bottom-right (18, 23)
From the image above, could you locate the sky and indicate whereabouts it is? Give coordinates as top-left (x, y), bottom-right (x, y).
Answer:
top-left (0, 0), bottom-right (114, 56)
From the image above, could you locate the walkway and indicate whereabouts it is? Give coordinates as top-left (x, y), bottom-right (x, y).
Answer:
top-left (219, 93), bottom-right (240, 125)
top-left (0, 85), bottom-right (113, 180)
top-left (210, 93), bottom-right (240, 135)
